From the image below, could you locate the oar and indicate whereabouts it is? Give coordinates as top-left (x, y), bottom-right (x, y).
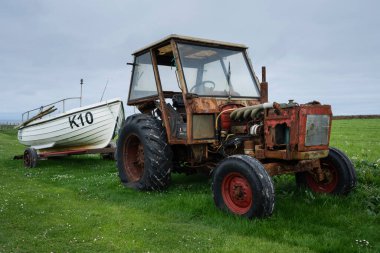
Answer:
top-left (15, 106), bottom-right (57, 128)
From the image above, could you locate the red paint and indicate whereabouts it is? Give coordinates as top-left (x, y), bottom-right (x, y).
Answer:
top-left (305, 161), bottom-right (339, 193)
top-left (220, 104), bottom-right (243, 131)
top-left (221, 172), bottom-right (253, 214)
top-left (39, 149), bottom-right (88, 157)
top-left (297, 105), bottom-right (332, 152)
top-left (263, 104), bottom-right (332, 160)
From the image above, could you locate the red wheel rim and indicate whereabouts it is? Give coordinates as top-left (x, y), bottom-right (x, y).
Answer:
top-left (123, 134), bottom-right (144, 182)
top-left (306, 161), bottom-right (338, 193)
top-left (221, 172), bottom-right (253, 214)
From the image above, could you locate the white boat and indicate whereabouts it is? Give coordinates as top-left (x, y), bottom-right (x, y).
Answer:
top-left (17, 98), bottom-right (125, 152)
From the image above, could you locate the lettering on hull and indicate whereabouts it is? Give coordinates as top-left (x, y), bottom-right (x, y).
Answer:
top-left (69, 112), bottom-right (94, 129)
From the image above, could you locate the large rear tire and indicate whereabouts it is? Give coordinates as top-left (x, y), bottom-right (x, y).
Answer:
top-left (296, 147), bottom-right (356, 194)
top-left (116, 114), bottom-right (172, 191)
top-left (212, 155), bottom-right (275, 219)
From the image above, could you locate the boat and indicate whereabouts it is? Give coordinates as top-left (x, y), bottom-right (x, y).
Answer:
top-left (17, 98), bottom-right (125, 152)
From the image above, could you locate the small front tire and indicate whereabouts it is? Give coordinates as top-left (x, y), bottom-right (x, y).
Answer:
top-left (296, 147), bottom-right (356, 194)
top-left (212, 155), bottom-right (275, 219)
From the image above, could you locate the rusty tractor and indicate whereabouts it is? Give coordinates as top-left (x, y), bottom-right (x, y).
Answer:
top-left (116, 35), bottom-right (356, 218)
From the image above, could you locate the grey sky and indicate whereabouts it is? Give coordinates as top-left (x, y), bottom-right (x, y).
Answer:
top-left (1, 0), bottom-right (379, 120)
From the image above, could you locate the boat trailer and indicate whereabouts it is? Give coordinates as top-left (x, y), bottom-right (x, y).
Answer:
top-left (14, 146), bottom-right (116, 168)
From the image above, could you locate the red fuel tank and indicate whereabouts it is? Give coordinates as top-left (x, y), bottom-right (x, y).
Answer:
top-left (220, 104), bottom-right (243, 131)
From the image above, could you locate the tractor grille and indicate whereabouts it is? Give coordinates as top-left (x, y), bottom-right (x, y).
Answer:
top-left (305, 115), bottom-right (330, 146)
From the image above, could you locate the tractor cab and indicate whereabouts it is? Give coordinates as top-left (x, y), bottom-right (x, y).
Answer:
top-left (128, 34), bottom-right (262, 145)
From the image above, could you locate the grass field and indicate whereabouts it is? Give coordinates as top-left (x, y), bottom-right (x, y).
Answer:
top-left (0, 119), bottom-right (379, 253)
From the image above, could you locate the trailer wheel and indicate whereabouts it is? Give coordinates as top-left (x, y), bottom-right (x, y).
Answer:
top-left (116, 114), bottom-right (172, 191)
top-left (101, 142), bottom-right (116, 160)
top-left (24, 148), bottom-right (38, 168)
top-left (212, 155), bottom-right (275, 218)
top-left (296, 147), bottom-right (356, 194)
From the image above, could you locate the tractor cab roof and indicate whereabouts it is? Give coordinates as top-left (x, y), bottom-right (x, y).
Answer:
top-left (128, 34), bottom-right (260, 104)
top-left (132, 34), bottom-right (248, 56)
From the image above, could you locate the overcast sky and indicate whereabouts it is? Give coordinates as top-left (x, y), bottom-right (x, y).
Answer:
top-left (1, 0), bottom-right (379, 120)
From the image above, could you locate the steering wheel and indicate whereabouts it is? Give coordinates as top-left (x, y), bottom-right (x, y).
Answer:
top-left (190, 80), bottom-right (216, 93)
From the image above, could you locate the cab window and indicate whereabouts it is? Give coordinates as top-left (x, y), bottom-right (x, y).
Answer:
top-left (155, 45), bottom-right (181, 93)
top-left (129, 52), bottom-right (158, 101)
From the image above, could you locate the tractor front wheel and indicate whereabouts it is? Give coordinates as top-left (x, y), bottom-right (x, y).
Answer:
top-left (116, 114), bottom-right (172, 191)
top-left (212, 155), bottom-right (275, 219)
top-left (296, 147), bottom-right (356, 194)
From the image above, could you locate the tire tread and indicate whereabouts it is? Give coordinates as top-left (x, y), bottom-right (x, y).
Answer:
top-left (117, 114), bottom-right (172, 191)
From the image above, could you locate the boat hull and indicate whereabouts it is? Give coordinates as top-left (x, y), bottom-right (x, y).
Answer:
top-left (18, 99), bottom-right (124, 152)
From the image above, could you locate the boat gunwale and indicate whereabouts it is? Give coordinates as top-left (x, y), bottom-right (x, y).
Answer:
top-left (19, 99), bottom-right (123, 129)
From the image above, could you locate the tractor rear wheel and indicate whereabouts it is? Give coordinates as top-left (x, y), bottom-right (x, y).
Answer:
top-left (116, 114), bottom-right (172, 191)
top-left (212, 155), bottom-right (275, 219)
top-left (296, 147), bottom-right (356, 194)
top-left (24, 147), bottom-right (38, 168)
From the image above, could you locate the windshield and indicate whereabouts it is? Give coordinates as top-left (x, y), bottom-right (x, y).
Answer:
top-left (177, 43), bottom-right (259, 97)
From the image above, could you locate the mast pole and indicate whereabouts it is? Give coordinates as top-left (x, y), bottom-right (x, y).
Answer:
top-left (80, 78), bottom-right (83, 107)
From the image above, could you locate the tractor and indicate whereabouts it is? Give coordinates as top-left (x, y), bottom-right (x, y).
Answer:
top-left (116, 34), bottom-right (356, 218)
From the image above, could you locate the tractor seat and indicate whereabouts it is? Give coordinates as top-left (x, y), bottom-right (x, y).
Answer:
top-left (172, 94), bottom-right (185, 108)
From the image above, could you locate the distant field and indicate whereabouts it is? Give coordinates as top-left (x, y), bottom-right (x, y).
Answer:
top-left (0, 123), bottom-right (17, 131)
top-left (0, 119), bottom-right (379, 252)
top-left (330, 119), bottom-right (380, 162)
top-left (333, 115), bottom-right (380, 120)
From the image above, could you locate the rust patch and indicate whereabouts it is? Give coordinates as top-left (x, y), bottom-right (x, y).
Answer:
top-left (264, 159), bottom-right (321, 176)
top-left (191, 98), bottom-right (219, 113)
top-left (263, 104), bottom-right (332, 159)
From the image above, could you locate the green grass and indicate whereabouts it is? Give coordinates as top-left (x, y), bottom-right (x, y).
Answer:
top-left (0, 119), bottom-right (379, 253)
